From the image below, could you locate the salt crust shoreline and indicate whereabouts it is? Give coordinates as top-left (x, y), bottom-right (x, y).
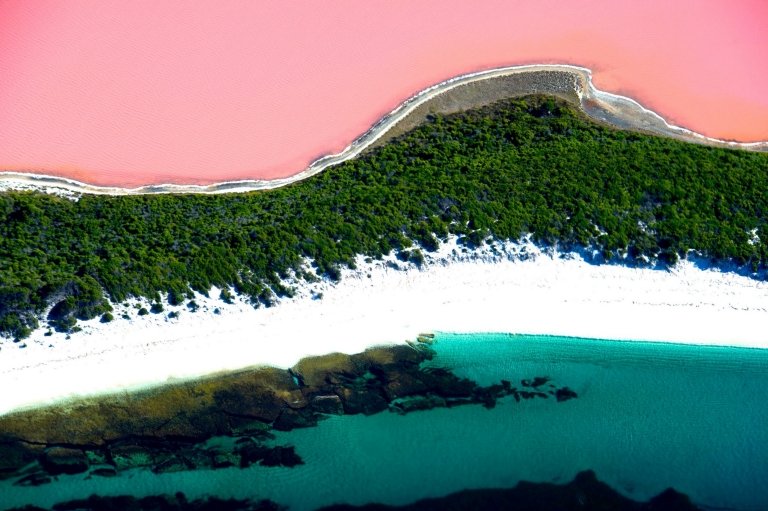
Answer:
top-left (2, 64), bottom-right (767, 197)
top-left (1, 237), bottom-right (768, 416)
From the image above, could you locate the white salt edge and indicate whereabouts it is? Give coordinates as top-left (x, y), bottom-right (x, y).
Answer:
top-left (1, 236), bottom-right (767, 416)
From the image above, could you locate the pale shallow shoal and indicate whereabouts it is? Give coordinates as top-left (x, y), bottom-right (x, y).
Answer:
top-left (1, 244), bottom-right (767, 415)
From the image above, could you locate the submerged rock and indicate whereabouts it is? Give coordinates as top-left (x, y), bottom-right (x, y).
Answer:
top-left (109, 445), bottom-right (154, 470)
top-left (394, 395), bottom-right (447, 414)
top-left (212, 452), bottom-right (240, 469)
top-left (84, 449), bottom-right (110, 466)
top-left (416, 368), bottom-right (475, 398)
top-left (236, 442), bottom-right (303, 469)
top-left (0, 441), bottom-right (44, 474)
top-left (41, 447), bottom-right (89, 476)
top-left (315, 469), bottom-right (701, 511)
top-left (237, 441), bottom-right (270, 468)
top-left (152, 456), bottom-right (189, 474)
top-left (6, 493), bottom-right (286, 511)
top-left (259, 446), bottom-right (304, 468)
top-left (89, 467), bottom-right (117, 477)
top-left (272, 408), bottom-right (320, 431)
top-left (13, 472), bottom-right (52, 487)
top-left (0, 341), bottom-right (579, 483)
top-left (228, 416), bottom-right (272, 437)
top-left (521, 376), bottom-right (552, 388)
top-left (335, 387), bottom-right (389, 416)
top-left (383, 374), bottom-right (429, 401)
top-left (555, 387), bottom-right (578, 402)
top-left (309, 394), bottom-right (344, 415)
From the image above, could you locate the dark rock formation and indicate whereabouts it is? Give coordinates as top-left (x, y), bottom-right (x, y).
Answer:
top-left (0, 340), bottom-right (578, 483)
top-left (7, 471), bottom-right (700, 511)
top-left (89, 467), bottom-right (117, 477)
top-left (229, 416), bottom-right (272, 437)
top-left (555, 387), bottom-right (578, 402)
top-left (308, 394), bottom-right (344, 415)
top-left (521, 376), bottom-right (551, 388)
top-left (394, 395), bottom-right (447, 413)
top-left (383, 374), bottom-right (429, 400)
top-left (335, 387), bottom-right (389, 416)
top-left (13, 472), bottom-right (52, 487)
top-left (40, 447), bottom-right (89, 475)
top-left (272, 408), bottom-right (320, 431)
top-left (293, 353), bottom-right (362, 388)
top-left (0, 441), bottom-right (43, 476)
top-left (236, 441), bottom-right (304, 469)
top-left (316, 470), bottom-right (701, 511)
top-left (7, 493), bottom-right (285, 511)
top-left (259, 446), bottom-right (304, 468)
top-left (110, 445), bottom-right (154, 470)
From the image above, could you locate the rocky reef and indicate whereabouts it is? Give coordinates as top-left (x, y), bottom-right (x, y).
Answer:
top-left (7, 493), bottom-right (285, 511)
top-left (0, 338), bottom-right (577, 485)
top-left (5, 471), bottom-right (700, 511)
top-left (317, 470), bottom-right (701, 511)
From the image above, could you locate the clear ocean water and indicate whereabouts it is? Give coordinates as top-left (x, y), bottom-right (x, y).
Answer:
top-left (2, 333), bottom-right (767, 510)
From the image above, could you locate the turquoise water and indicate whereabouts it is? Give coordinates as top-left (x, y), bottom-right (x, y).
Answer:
top-left (2, 333), bottom-right (767, 510)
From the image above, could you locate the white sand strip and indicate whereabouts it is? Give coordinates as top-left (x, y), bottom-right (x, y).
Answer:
top-left (2, 239), bottom-right (768, 416)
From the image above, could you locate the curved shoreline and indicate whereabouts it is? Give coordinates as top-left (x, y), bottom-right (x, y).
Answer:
top-left (2, 64), bottom-right (767, 196)
top-left (2, 238), bottom-right (768, 416)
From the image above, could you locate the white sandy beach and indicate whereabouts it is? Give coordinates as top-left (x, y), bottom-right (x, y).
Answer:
top-left (1, 238), bottom-right (767, 416)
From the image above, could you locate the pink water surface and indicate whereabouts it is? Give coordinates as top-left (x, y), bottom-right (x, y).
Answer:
top-left (1, 1), bottom-right (767, 188)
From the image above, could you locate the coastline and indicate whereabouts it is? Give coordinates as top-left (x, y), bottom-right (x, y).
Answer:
top-left (2, 237), bottom-right (768, 416)
top-left (2, 64), bottom-right (767, 197)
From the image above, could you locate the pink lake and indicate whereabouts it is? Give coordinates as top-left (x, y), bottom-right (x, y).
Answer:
top-left (1, 0), bottom-right (767, 188)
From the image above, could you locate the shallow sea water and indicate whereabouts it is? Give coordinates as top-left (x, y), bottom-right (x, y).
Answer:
top-left (2, 333), bottom-right (767, 510)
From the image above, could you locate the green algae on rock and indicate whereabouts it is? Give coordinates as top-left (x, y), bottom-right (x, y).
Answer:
top-left (0, 342), bottom-right (576, 484)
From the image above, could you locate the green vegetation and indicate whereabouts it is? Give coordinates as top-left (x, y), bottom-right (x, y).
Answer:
top-left (220, 287), bottom-right (234, 304)
top-left (398, 248), bottom-right (425, 267)
top-left (1, 96), bottom-right (767, 339)
top-left (137, 308), bottom-right (149, 317)
top-left (100, 311), bottom-right (114, 323)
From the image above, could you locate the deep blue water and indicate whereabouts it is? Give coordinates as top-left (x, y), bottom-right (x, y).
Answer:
top-left (2, 333), bottom-right (767, 510)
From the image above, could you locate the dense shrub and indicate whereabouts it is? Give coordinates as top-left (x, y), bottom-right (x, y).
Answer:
top-left (1, 96), bottom-right (767, 338)
top-left (220, 287), bottom-right (234, 304)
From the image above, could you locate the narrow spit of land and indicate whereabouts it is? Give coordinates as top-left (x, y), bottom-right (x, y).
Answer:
top-left (1, 65), bottom-right (766, 196)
